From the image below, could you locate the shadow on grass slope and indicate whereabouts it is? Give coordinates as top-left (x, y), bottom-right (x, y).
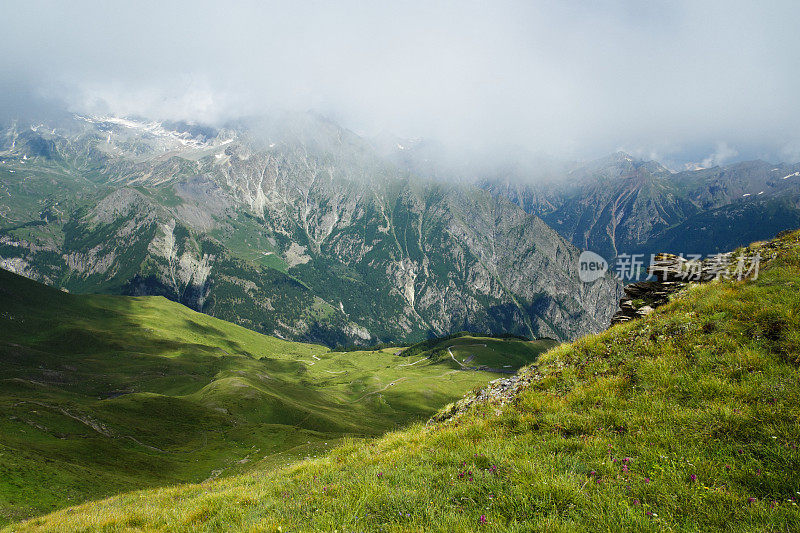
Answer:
top-left (0, 269), bottom-right (532, 527)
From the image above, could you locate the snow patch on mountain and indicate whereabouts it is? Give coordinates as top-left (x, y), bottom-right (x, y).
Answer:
top-left (76, 114), bottom-right (233, 149)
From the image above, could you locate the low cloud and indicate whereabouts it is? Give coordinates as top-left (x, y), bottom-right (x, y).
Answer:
top-left (702, 142), bottom-right (740, 168)
top-left (1, 1), bottom-right (799, 164)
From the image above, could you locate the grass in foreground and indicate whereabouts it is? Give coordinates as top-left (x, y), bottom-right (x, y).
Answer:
top-left (0, 269), bottom-right (543, 526)
top-left (10, 230), bottom-right (800, 532)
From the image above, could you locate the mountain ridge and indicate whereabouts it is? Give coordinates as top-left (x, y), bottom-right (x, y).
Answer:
top-left (476, 152), bottom-right (800, 261)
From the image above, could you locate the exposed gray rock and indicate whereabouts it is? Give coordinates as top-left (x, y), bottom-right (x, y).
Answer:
top-left (610, 280), bottom-right (688, 324)
top-left (428, 361), bottom-right (562, 424)
top-left (610, 252), bottom-right (734, 325)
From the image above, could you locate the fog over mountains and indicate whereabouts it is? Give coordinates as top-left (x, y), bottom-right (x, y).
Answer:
top-left (3, 3), bottom-right (800, 530)
top-left (2, 1), bottom-right (800, 166)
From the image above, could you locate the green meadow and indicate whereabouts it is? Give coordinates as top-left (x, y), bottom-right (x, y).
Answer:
top-left (0, 268), bottom-right (551, 526)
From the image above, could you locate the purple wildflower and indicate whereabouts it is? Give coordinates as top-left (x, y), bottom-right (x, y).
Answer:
top-left (644, 477), bottom-right (650, 484)
top-left (480, 514), bottom-right (487, 524)
top-left (690, 474), bottom-right (697, 482)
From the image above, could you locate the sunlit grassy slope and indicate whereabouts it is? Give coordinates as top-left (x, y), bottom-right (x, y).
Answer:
top-left (11, 230), bottom-right (800, 532)
top-left (400, 334), bottom-right (559, 371)
top-left (0, 269), bottom-right (549, 526)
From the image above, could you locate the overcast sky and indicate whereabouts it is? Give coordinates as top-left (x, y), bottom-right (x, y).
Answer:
top-left (2, 0), bottom-right (799, 165)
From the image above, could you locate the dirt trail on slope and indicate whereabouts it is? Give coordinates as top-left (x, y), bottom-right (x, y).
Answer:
top-left (448, 347), bottom-right (466, 368)
top-left (350, 377), bottom-right (409, 403)
top-left (447, 346), bottom-right (514, 374)
top-left (398, 357), bottom-right (426, 367)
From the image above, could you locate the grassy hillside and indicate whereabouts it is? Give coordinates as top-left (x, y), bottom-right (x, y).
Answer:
top-left (11, 230), bottom-right (800, 531)
top-left (400, 333), bottom-right (559, 372)
top-left (0, 269), bottom-right (544, 526)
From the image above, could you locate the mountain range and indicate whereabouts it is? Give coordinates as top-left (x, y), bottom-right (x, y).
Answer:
top-left (382, 139), bottom-right (800, 263)
top-left (0, 113), bottom-right (621, 346)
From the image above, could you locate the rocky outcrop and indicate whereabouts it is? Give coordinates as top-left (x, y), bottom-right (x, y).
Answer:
top-left (429, 365), bottom-right (547, 424)
top-left (610, 280), bottom-right (687, 324)
top-left (610, 252), bottom-right (732, 325)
